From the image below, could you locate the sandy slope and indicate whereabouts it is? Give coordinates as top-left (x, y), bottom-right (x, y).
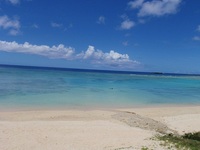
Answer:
top-left (0, 106), bottom-right (200, 150)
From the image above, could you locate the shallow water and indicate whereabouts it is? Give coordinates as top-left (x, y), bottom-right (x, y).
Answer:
top-left (0, 65), bottom-right (200, 110)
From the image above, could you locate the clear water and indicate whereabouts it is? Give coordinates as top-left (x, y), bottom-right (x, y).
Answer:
top-left (1, 65), bottom-right (200, 110)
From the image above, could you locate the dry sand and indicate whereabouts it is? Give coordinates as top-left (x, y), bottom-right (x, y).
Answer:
top-left (0, 105), bottom-right (200, 150)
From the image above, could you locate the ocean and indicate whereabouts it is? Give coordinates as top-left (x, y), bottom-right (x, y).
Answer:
top-left (0, 65), bottom-right (200, 110)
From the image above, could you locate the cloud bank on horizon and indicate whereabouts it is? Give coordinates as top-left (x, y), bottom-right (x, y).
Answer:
top-left (0, 40), bottom-right (139, 68)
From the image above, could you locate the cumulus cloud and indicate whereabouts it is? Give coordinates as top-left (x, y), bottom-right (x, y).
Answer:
top-left (128, 0), bottom-right (182, 17)
top-left (120, 17), bottom-right (135, 30)
top-left (128, 0), bottom-right (144, 9)
top-left (77, 46), bottom-right (139, 67)
top-left (97, 16), bottom-right (105, 24)
top-left (0, 15), bottom-right (20, 35)
top-left (0, 40), bottom-right (75, 59)
top-left (0, 40), bottom-right (139, 68)
top-left (0, 16), bottom-right (20, 29)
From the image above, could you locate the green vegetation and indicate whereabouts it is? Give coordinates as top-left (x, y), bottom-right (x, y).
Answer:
top-left (157, 132), bottom-right (200, 150)
top-left (141, 147), bottom-right (152, 150)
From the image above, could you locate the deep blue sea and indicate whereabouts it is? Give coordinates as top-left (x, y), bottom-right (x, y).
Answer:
top-left (1, 65), bottom-right (200, 110)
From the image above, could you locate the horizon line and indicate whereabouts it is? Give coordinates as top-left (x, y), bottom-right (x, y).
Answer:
top-left (0, 64), bottom-right (199, 76)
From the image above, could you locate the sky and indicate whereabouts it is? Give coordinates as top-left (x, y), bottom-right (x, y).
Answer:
top-left (0, 0), bottom-right (200, 73)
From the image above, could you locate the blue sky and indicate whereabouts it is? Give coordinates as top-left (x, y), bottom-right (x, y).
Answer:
top-left (0, 0), bottom-right (200, 73)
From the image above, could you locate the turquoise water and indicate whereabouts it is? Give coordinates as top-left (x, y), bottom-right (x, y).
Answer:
top-left (1, 65), bottom-right (200, 110)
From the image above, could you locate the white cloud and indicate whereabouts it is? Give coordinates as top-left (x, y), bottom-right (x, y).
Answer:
top-left (97, 16), bottom-right (105, 24)
top-left (0, 41), bottom-right (75, 59)
top-left (120, 19), bottom-right (135, 30)
top-left (0, 40), bottom-right (140, 68)
top-left (77, 46), bottom-right (139, 67)
top-left (128, 0), bottom-right (144, 9)
top-left (193, 36), bottom-right (200, 41)
top-left (0, 15), bottom-right (20, 29)
top-left (128, 0), bottom-right (182, 17)
top-left (0, 15), bottom-right (20, 35)
top-left (51, 22), bottom-right (63, 28)
top-left (81, 45), bottom-right (95, 59)
top-left (7, 0), bottom-right (20, 5)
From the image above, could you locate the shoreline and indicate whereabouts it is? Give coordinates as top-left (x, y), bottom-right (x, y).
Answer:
top-left (1, 103), bottom-right (200, 112)
top-left (1, 105), bottom-right (200, 149)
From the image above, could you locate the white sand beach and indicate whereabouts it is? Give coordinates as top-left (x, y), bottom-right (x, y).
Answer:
top-left (0, 106), bottom-right (200, 150)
